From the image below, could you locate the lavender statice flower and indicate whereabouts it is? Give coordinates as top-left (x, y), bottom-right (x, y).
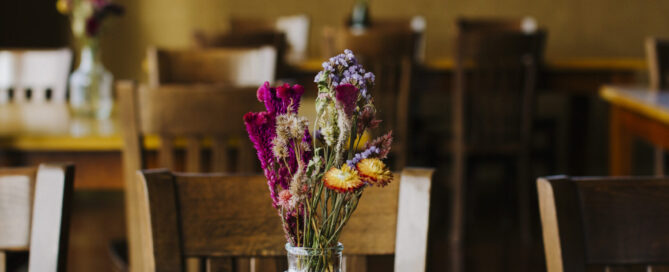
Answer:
top-left (314, 49), bottom-right (375, 100)
top-left (346, 146), bottom-right (380, 167)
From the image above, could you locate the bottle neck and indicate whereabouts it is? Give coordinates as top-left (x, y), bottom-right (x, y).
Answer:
top-left (79, 41), bottom-right (101, 70)
top-left (351, 0), bottom-right (369, 29)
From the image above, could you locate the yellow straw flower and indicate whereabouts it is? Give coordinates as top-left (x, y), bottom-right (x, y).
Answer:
top-left (323, 164), bottom-right (364, 193)
top-left (56, 0), bottom-right (70, 14)
top-left (356, 158), bottom-right (393, 187)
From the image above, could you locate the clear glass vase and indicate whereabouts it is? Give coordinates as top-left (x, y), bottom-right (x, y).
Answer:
top-left (286, 243), bottom-right (344, 272)
top-left (68, 40), bottom-right (113, 120)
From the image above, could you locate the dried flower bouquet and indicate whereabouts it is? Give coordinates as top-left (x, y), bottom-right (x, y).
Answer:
top-left (244, 50), bottom-right (393, 271)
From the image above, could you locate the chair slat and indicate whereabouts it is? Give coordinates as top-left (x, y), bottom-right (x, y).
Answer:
top-left (186, 136), bottom-right (202, 172)
top-left (159, 135), bottom-right (176, 170)
top-left (238, 143), bottom-right (256, 173)
top-left (251, 257), bottom-right (284, 272)
top-left (206, 257), bottom-right (233, 272)
top-left (211, 136), bottom-right (230, 173)
top-left (345, 256), bottom-right (367, 272)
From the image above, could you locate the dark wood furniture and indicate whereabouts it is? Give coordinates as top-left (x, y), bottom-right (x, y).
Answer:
top-left (117, 82), bottom-right (262, 271)
top-left (322, 26), bottom-right (415, 169)
top-left (0, 163), bottom-right (74, 271)
top-left (538, 175), bottom-right (669, 272)
top-left (600, 85), bottom-right (669, 176)
top-left (645, 37), bottom-right (669, 175)
top-left (450, 18), bottom-right (546, 272)
top-left (137, 168), bottom-right (433, 272)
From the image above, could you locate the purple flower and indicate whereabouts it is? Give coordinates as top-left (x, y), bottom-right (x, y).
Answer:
top-left (85, 1), bottom-right (124, 37)
top-left (314, 50), bottom-right (375, 101)
top-left (334, 84), bottom-right (359, 117)
top-left (346, 146), bottom-right (380, 167)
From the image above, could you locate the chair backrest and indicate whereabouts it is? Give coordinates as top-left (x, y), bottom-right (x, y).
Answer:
top-left (0, 48), bottom-right (72, 104)
top-left (146, 47), bottom-right (277, 87)
top-left (229, 15), bottom-right (310, 64)
top-left (453, 18), bottom-right (546, 148)
top-left (538, 176), bottom-right (669, 272)
top-left (322, 26), bottom-right (414, 169)
top-left (456, 17), bottom-right (538, 33)
top-left (117, 81), bottom-right (264, 271)
top-left (137, 168), bottom-right (433, 272)
top-left (646, 37), bottom-right (669, 90)
top-left (0, 163), bottom-right (74, 272)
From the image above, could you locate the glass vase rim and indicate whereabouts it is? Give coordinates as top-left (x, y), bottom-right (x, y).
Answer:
top-left (285, 242), bottom-right (344, 254)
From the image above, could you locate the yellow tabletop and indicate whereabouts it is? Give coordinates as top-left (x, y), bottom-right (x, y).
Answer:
top-left (0, 100), bottom-right (321, 152)
top-left (599, 85), bottom-right (669, 125)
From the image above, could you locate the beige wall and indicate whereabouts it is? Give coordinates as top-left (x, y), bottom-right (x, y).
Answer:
top-left (99, 0), bottom-right (669, 81)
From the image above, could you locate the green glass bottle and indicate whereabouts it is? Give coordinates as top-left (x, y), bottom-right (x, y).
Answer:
top-left (350, 0), bottom-right (370, 29)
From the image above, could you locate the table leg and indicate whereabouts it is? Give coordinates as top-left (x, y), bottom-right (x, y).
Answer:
top-left (609, 106), bottom-right (633, 176)
top-left (568, 95), bottom-right (590, 175)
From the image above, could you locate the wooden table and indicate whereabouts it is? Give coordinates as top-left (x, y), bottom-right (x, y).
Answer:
top-left (600, 85), bottom-right (669, 176)
top-left (0, 99), bottom-right (321, 189)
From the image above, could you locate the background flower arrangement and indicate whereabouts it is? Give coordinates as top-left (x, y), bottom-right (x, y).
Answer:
top-left (56, 0), bottom-right (124, 43)
top-left (244, 49), bottom-right (394, 271)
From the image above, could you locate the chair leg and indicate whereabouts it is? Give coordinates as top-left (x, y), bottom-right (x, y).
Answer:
top-left (654, 146), bottom-right (665, 176)
top-left (0, 252), bottom-right (5, 272)
top-left (450, 153), bottom-right (466, 272)
top-left (517, 154), bottom-right (532, 272)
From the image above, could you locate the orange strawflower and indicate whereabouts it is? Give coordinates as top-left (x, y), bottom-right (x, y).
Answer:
top-left (323, 164), bottom-right (364, 193)
top-left (356, 158), bottom-right (393, 187)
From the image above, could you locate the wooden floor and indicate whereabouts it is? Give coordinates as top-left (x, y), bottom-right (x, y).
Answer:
top-left (67, 191), bottom-right (126, 272)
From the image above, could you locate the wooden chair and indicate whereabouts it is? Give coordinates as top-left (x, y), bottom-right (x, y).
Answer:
top-left (227, 15), bottom-right (310, 64)
top-left (645, 37), bottom-right (669, 176)
top-left (0, 48), bottom-right (72, 103)
top-left (449, 18), bottom-right (546, 272)
top-left (117, 82), bottom-right (263, 272)
top-left (538, 176), bottom-right (669, 272)
top-left (136, 168), bottom-right (434, 272)
top-left (322, 18), bottom-right (425, 63)
top-left (322, 26), bottom-right (415, 169)
top-left (146, 47), bottom-right (277, 87)
top-left (0, 163), bottom-right (74, 272)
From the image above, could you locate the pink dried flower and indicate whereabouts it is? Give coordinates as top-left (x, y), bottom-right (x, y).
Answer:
top-left (278, 190), bottom-right (292, 208)
top-left (357, 105), bottom-right (382, 132)
top-left (365, 131), bottom-right (393, 159)
top-left (334, 84), bottom-right (359, 117)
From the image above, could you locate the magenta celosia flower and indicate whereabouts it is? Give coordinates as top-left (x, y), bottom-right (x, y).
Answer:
top-left (246, 82), bottom-right (312, 209)
top-left (257, 81), bottom-right (304, 115)
top-left (243, 111), bottom-right (280, 203)
top-left (334, 84), bottom-right (359, 117)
